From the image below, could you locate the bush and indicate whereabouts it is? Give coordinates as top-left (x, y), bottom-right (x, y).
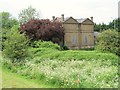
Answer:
top-left (2, 28), bottom-right (11, 50)
top-left (20, 19), bottom-right (64, 45)
top-left (96, 29), bottom-right (119, 55)
top-left (3, 25), bottom-right (30, 63)
top-left (32, 40), bottom-right (61, 50)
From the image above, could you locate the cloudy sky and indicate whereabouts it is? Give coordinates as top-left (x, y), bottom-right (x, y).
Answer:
top-left (0, 0), bottom-right (119, 24)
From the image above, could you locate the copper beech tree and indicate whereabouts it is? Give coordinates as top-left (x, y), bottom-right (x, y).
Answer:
top-left (20, 19), bottom-right (64, 44)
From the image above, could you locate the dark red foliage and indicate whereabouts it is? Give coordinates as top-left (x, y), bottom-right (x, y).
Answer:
top-left (20, 19), bottom-right (64, 44)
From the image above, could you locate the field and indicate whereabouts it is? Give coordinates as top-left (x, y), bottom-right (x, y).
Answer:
top-left (2, 46), bottom-right (119, 88)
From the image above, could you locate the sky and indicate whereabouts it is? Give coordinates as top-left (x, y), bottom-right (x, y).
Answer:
top-left (0, 0), bottom-right (119, 24)
top-left (118, 1), bottom-right (120, 18)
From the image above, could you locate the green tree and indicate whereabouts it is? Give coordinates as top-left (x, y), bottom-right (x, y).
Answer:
top-left (18, 6), bottom-right (40, 24)
top-left (94, 23), bottom-right (101, 32)
top-left (1, 12), bottom-right (19, 50)
top-left (94, 23), bottom-right (109, 32)
top-left (108, 18), bottom-right (119, 31)
top-left (94, 18), bottom-right (119, 32)
top-left (0, 12), bottom-right (19, 29)
top-left (3, 25), bottom-right (30, 63)
top-left (96, 29), bottom-right (119, 56)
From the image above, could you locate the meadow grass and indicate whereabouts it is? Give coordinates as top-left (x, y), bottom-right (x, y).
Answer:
top-left (18, 58), bottom-right (118, 88)
top-left (2, 67), bottom-right (58, 88)
top-left (31, 48), bottom-right (118, 65)
top-left (2, 47), bottom-right (118, 88)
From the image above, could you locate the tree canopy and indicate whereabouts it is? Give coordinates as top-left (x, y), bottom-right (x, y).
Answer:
top-left (20, 19), bottom-right (64, 45)
top-left (18, 6), bottom-right (40, 24)
top-left (3, 25), bottom-right (30, 62)
top-left (94, 18), bottom-right (119, 32)
top-left (0, 12), bottom-right (19, 29)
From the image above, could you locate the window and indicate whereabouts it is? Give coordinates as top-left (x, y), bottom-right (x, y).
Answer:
top-left (84, 35), bottom-right (88, 45)
top-left (71, 36), bottom-right (75, 45)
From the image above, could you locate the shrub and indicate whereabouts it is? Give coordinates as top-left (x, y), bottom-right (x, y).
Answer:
top-left (3, 25), bottom-right (30, 63)
top-left (2, 28), bottom-right (11, 50)
top-left (32, 40), bottom-right (61, 50)
top-left (20, 19), bottom-right (64, 45)
top-left (96, 29), bottom-right (119, 56)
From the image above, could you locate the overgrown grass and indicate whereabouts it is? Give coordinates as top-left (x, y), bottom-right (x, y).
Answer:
top-left (30, 47), bottom-right (118, 65)
top-left (2, 46), bottom-right (119, 88)
top-left (2, 67), bottom-right (58, 88)
top-left (21, 58), bottom-right (118, 88)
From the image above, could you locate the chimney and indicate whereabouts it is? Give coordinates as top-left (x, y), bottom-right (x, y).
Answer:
top-left (90, 17), bottom-right (93, 21)
top-left (52, 16), bottom-right (55, 21)
top-left (61, 14), bottom-right (64, 22)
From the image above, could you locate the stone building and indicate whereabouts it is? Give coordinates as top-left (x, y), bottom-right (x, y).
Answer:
top-left (52, 14), bottom-right (94, 49)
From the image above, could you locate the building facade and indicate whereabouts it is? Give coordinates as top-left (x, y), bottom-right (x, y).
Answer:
top-left (63, 17), bottom-right (94, 49)
top-left (52, 15), bottom-right (94, 49)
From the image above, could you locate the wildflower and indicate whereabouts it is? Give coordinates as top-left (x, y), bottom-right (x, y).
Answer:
top-left (74, 79), bottom-right (80, 84)
top-left (74, 74), bottom-right (80, 85)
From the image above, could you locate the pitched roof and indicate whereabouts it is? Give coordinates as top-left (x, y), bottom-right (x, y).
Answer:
top-left (64, 17), bottom-right (92, 24)
top-left (64, 17), bottom-right (70, 21)
top-left (63, 17), bottom-right (78, 23)
top-left (52, 16), bottom-right (93, 24)
top-left (76, 18), bottom-right (88, 23)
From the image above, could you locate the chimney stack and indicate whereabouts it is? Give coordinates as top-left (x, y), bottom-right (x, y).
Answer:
top-left (90, 17), bottom-right (93, 21)
top-left (52, 16), bottom-right (55, 21)
top-left (61, 14), bottom-right (64, 22)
